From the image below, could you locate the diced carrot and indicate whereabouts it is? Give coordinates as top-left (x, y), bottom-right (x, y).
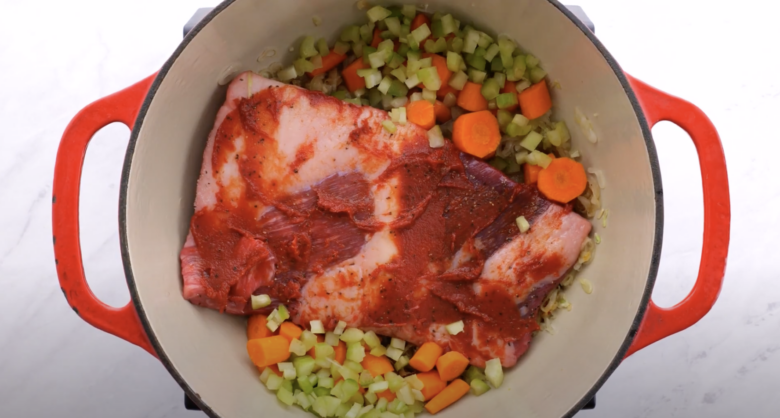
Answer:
top-left (247, 335), bottom-right (290, 368)
top-left (334, 341), bottom-right (347, 365)
top-left (452, 110), bottom-right (501, 159)
top-left (524, 163), bottom-right (543, 184)
top-left (258, 363), bottom-right (281, 376)
top-left (308, 49), bottom-right (347, 77)
top-left (247, 314), bottom-right (273, 340)
top-left (436, 84), bottom-right (459, 100)
top-left (362, 353), bottom-right (395, 377)
top-left (278, 322), bottom-right (303, 342)
top-left (406, 100), bottom-right (436, 130)
top-left (424, 379), bottom-right (470, 415)
top-left (416, 371), bottom-right (447, 400)
top-left (433, 100), bottom-right (451, 123)
top-left (371, 28), bottom-right (382, 48)
top-left (456, 82), bottom-right (488, 112)
top-left (342, 59), bottom-right (368, 93)
top-left (409, 342), bottom-right (443, 372)
top-left (307, 335), bottom-right (326, 358)
top-left (411, 14), bottom-right (430, 31)
top-left (500, 81), bottom-right (519, 112)
top-left (537, 157), bottom-right (588, 203)
top-left (435, 351), bottom-right (470, 382)
top-left (518, 80), bottom-right (552, 120)
top-left (422, 53), bottom-right (452, 87)
top-left (377, 389), bottom-right (396, 402)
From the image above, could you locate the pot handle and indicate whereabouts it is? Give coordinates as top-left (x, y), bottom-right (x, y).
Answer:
top-left (52, 75), bottom-right (158, 357)
top-left (623, 74), bottom-right (730, 358)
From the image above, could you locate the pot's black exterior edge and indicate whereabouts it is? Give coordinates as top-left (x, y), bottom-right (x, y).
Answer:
top-left (119, 1), bottom-right (665, 417)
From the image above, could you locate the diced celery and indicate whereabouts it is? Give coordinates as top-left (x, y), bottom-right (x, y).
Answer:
top-left (387, 53), bottom-right (404, 70)
top-left (428, 125), bottom-right (444, 148)
top-left (445, 320), bottom-right (465, 335)
top-left (295, 390), bottom-right (312, 409)
top-left (469, 378), bottom-right (491, 396)
top-left (310, 320), bottom-right (325, 334)
top-left (477, 32), bottom-right (493, 49)
top-left (397, 42), bottom-right (410, 57)
top-left (424, 37), bottom-right (447, 53)
top-left (390, 67), bottom-right (407, 83)
top-left (374, 375), bottom-right (385, 383)
top-left (497, 109), bottom-right (514, 128)
top-left (431, 19), bottom-right (444, 39)
top-left (376, 397), bottom-right (389, 412)
top-left (484, 43), bottom-right (500, 62)
top-left (386, 17), bottom-right (401, 36)
top-left (382, 372), bottom-right (402, 392)
top-left (324, 396), bottom-right (343, 417)
top-left (530, 150), bottom-right (553, 168)
top-left (266, 318), bottom-right (280, 332)
top-left (360, 370), bottom-right (375, 387)
top-left (298, 376), bottom-right (315, 394)
top-left (396, 385), bottom-right (415, 406)
top-left (390, 97), bottom-right (408, 108)
top-left (278, 362), bottom-right (296, 379)
top-left (347, 342), bottom-right (367, 363)
top-left (449, 36), bottom-right (464, 53)
top-left (515, 79), bottom-right (532, 92)
top-left (365, 391), bottom-right (379, 405)
top-left (346, 402), bottom-right (363, 418)
top-left (496, 92), bottom-right (518, 109)
top-left (309, 373), bottom-right (319, 386)
top-left (362, 46), bottom-right (377, 64)
top-left (390, 107), bottom-right (407, 124)
top-left (468, 69), bottom-right (487, 84)
top-left (465, 53), bottom-right (486, 71)
top-left (394, 355), bottom-right (409, 371)
top-left (402, 4), bottom-right (416, 19)
top-left (266, 373), bottom-right (284, 390)
top-left (335, 403), bottom-right (352, 418)
top-left (449, 70), bottom-right (468, 90)
top-left (388, 399), bottom-right (408, 414)
top-left (289, 338), bottom-right (308, 356)
top-left (353, 42), bottom-right (364, 58)
top-left (299, 36), bottom-right (318, 58)
top-left (369, 381), bottom-right (389, 393)
top-left (367, 88), bottom-right (383, 107)
top-left (385, 347), bottom-right (404, 361)
top-left (341, 25), bottom-right (361, 43)
top-left (417, 57), bottom-right (433, 68)
top-left (411, 389), bottom-right (424, 402)
top-left (318, 376), bottom-right (335, 389)
top-left (473, 46), bottom-right (487, 58)
top-left (378, 38), bottom-right (395, 55)
top-left (325, 332), bottom-right (340, 346)
top-left (331, 380), bottom-right (345, 399)
top-left (315, 386), bottom-right (332, 397)
top-left (276, 65), bottom-right (298, 81)
top-left (525, 54), bottom-right (540, 68)
top-left (367, 6), bottom-right (392, 22)
top-left (334, 41), bottom-right (351, 55)
top-left (333, 321), bottom-right (347, 336)
top-left (498, 37), bottom-right (516, 68)
top-left (406, 34), bottom-right (420, 51)
top-left (403, 375), bottom-right (423, 391)
top-left (508, 55), bottom-right (526, 81)
top-left (530, 67), bottom-right (547, 83)
top-left (546, 128), bottom-right (562, 147)
top-left (519, 131), bottom-right (544, 151)
top-left (409, 92), bottom-right (423, 102)
top-left (481, 78), bottom-right (500, 100)
top-left (310, 54), bottom-right (324, 70)
top-left (462, 29), bottom-right (480, 54)
top-left (387, 80), bottom-right (407, 97)
top-left (259, 367), bottom-right (274, 384)
top-left (277, 386), bottom-right (296, 406)
top-left (251, 294), bottom-right (271, 309)
top-left (382, 120), bottom-right (397, 133)
top-left (491, 56), bottom-right (504, 72)
top-left (440, 14), bottom-right (457, 35)
top-left (489, 157), bottom-right (508, 171)
top-left (516, 216), bottom-right (530, 233)
top-left (511, 114), bottom-right (530, 127)
top-left (445, 51), bottom-right (463, 73)
top-left (420, 88), bottom-right (435, 103)
top-left (515, 150), bottom-right (529, 165)
top-left (315, 343), bottom-right (335, 360)
top-left (411, 23), bottom-right (431, 43)
top-left (341, 379), bottom-right (360, 401)
top-left (417, 67), bottom-right (441, 90)
top-left (360, 23), bottom-right (375, 44)
top-left (381, 94), bottom-right (393, 110)
top-left (370, 345), bottom-right (388, 357)
top-left (409, 401), bottom-right (425, 414)
top-left (369, 50), bottom-right (387, 69)
top-left (484, 358), bottom-right (504, 388)
top-left (362, 69), bottom-right (384, 89)
top-left (377, 76), bottom-right (393, 95)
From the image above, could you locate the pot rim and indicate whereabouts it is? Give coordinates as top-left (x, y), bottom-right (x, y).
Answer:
top-left (118, 1), bottom-right (664, 416)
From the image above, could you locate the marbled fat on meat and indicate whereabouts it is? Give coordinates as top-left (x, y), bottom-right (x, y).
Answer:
top-left (180, 72), bottom-right (592, 367)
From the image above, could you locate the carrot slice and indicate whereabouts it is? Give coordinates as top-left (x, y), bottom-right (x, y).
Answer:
top-left (406, 100), bottom-right (436, 130)
top-left (518, 80), bottom-right (552, 120)
top-left (416, 371), bottom-right (447, 400)
top-left (456, 82), bottom-right (489, 112)
top-left (424, 379), bottom-right (470, 415)
top-left (500, 81), bottom-right (519, 112)
top-left (362, 353), bottom-right (395, 377)
top-left (247, 335), bottom-right (290, 368)
top-left (434, 100), bottom-right (451, 123)
top-left (422, 53), bottom-right (452, 87)
top-left (435, 351), bottom-right (470, 382)
top-left (306, 335), bottom-right (326, 358)
top-left (377, 389), bottom-right (396, 402)
top-left (278, 322), bottom-right (303, 342)
top-left (436, 84), bottom-right (459, 100)
top-left (334, 341), bottom-right (347, 365)
top-left (371, 28), bottom-right (382, 48)
top-left (524, 163), bottom-right (543, 184)
top-left (452, 110), bottom-right (501, 159)
top-left (308, 50), bottom-right (347, 77)
top-left (409, 342), bottom-right (443, 372)
top-left (247, 314), bottom-right (273, 340)
top-left (537, 157), bottom-right (588, 203)
top-left (342, 59), bottom-right (368, 93)
top-left (411, 14), bottom-right (430, 31)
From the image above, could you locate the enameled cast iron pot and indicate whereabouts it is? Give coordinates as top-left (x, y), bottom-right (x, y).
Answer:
top-left (52, 0), bottom-right (731, 417)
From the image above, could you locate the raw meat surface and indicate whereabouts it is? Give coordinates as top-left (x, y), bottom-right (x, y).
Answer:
top-left (180, 72), bottom-right (591, 367)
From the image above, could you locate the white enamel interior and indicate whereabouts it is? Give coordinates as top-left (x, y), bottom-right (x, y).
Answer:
top-left (123, 0), bottom-right (658, 417)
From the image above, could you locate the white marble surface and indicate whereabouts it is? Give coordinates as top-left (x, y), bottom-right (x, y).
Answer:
top-left (0, 0), bottom-right (776, 416)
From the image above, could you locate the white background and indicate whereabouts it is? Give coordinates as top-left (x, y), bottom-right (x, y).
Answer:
top-left (0, 0), bottom-right (777, 417)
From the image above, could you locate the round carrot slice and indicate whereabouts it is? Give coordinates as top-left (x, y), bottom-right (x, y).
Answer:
top-left (537, 157), bottom-right (588, 203)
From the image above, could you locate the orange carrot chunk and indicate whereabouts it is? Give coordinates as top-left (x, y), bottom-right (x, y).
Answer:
top-left (406, 100), bottom-right (436, 130)
top-left (424, 379), bottom-right (470, 415)
top-left (377, 389), bottom-right (397, 402)
top-left (362, 353), bottom-right (395, 377)
top-left (334, 341), bottom-right (347, 365)
top-left (500, 81), bottom-right (519, 112)
top-left (246, 314), bottom-right (273, 340)
top-left (411, 14), bottom-right (430, 31)
top-left (371, 28), bottom-right (382, 48)
top-left (308, 49), bottom-right (347, 77)
top-left (306, 335), bottom-right (326, 358)
top-left (435, 351), bottom-right (470, 382)
top-left (342, 59), bottom-right (368, 93)
top-left (456, 82), bottom-right (489, 112)
top-left (537, 157), bottom-right (588, 203)
top-left (433, 100), bottom-right (451, 123)
top-left (518, 80), bottom-right (552, 120)
top-left (409, 342), bottom-right (443, 372)
top-left (423, 53), bottom-right (452, 87)
top-left (278, 322), bottom-right (303, 342)
top-left (524, 163), bottom-right (543, 185)
top-left (417, 371), bottom-right (448, 400)
top-left (247, 335), bottom-right (290, 368)
top-left (451, 110), bottom-right (501, 159)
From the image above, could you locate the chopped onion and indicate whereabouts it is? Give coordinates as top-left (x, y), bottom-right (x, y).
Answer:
top-left (445, 320), bottom-right (464, 335)
top-left (484, 358), bottom-right (504, 388)
top-left (251, 294), bottom-right (271, 309)
top-left (569, 149), bottom-right (581, 158)
top-left (588, 168), bottom-right (606, 189)
top-left (515, 216), bottom-right (530, 233)
top-left (580, 278), bottom-right (594, 294)
top-left (310, 320), bottom-right (325, 334)
top-left (574, 107), bottom-right (598, 143)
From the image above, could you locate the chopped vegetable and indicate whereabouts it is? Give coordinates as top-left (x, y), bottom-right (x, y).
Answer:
top-left (436, 351), bottom-right (470, 382)
top-left (416, 371), bottom-right (446, 401)
top-left (424, 379), bottom-right (470, 414)
top-left (484, 358), bottom-right (503, 388)
top-left (462, 366), bottom-right (486, 383)
top-left (277, 65), bottom-right (298, 81)
top-left (518, 80), bottom-right (552, 119)
top-left (433, 101), bottom-right (451, 123)
top-left (279, 322), bottom-right (303, 342)
top-left (519, 130), bottom-right (544, 151)
top-left (495, 92), bottom-right (517, 109)
top-left (382, 120), bottom-right (397, 133)
top-left (385, 346), bottom-right (404, 361)
top-left (516, 216), bottom-right (530, 233)
top-left (308, 50), bottom-right (348, 78)
top-left (363, 331), bottom-right (382, 348)
top-left (247, 314), bottom-right (273, 340)
top-left (394, 355), bottom-right (410, 371)
top-left (310, 320), bottom-right (326, 334)
top-left (247, 335), bottom-right (291, 368)
top-left (334, 341), bottom-right (348, 364)
top-left (251, 294), bottom-right (271, 310)
top-left (452, 110), bottom-right (501, 158)
top-left (342, 59), bottom-right (369, 92)
top-left (289, 339), bottom-right (308, 356)
top-left (580, 278), bottom-right (594, 294)
top-left (406, 100), bottom-right (436, 130)
top-left (499, 81), bottom-right (519, 111)
top-left (390, 339), bottom-right (404, 350)
top-left (456, 81), bottom-right (488, 111)
top-left (362, 354), bottom-right (395, 377)
top-left (367, 6), bottom-right (392, 22)
top-left (347, 342), bottom-right (367, 363)
top-left (445, 320), bottom-right (464, 335)
top-left (448, 70), bottom-right (468, 90)
top-left (334, 320), bottom-right (348, 335)
top-left (423, 53), bottom-right (452, 87)
top-left (340, 328), bottom-right (365, 343)
top-left (469, 378), bottom-right (491, 396)
top-left (411, 14), bottom-right (430, 32)
top-left (537, 157), bottom-right (588, 203)
top-left (428, 125), bottom-right (445, 148)
top-left (408, 342), bottom-right (443, 372)
top-left (480, 78), bottom-right (500, 101)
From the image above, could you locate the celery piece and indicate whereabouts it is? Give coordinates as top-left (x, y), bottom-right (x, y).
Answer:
top-left (346, 402), bottom-right (363, 418)
top-left (484, 43), bottom-right (500, 62)
top-left (325, 331), bottom-right (340, 346)
top-left (496, 92), bottom-right (518, 109)
top-left (385, 372), bottom-right (404, 393)
top-left (512, 113), bottom-right (530, 126)
top-left (396, 385), bottom-right (415, 406)
top-left (465, 53), bottom-right (486, 71)
top-left (276, 65), bottom-right (298, 81)
top-left (352, 42), bottom-right (364, 58)
top-left (530, 67), bottom-right (547, 83)
top-left (289, 339), bottom-right (307, 356)
top-left (417, 57), bottom-right (432, 68)
top-left (470, 378), bottom-right (491, 396)
top-left (417, 67), bottom-right (441, 90)
top-left (259, 367), bottom-right (274, 384)
top-left (387, 5), bottom-right (404, 17)
top-left (491, 56), bottom-right (504, 72)
top-left (512, 55), bottom-right (527, 80)
top-left (340, 379), bottom-right (360, 402)
top-left (387, 80), bottom-right (408, 97)
top-left (266, 373), bottom-right (284, 390)
top-left (318, 376), bottom-right (335, 389)
top-left (473, 46), bottom-right (487, 58)
top-left (403, 375), bottom-right (423, 391)
top-left (390, 67), bottom-right (407, 83)
top-left (347, 342), bottom-right (367, 363)
top-left (477, 32), bottom-right (494, 49)
top-left (368, 88), bottom-right (383, 107)
top-left (382, 120), bottom-right (397, 133)
top-left (481, 78), bottom-right (500, 101)
top-left (376, 398), bottom-right (389, 413)
top-left (388, 398), bottom-right (407, 414)
top-left (310, 55), bottom-right (323, 70)
top-left (421, 88), bottom-right (436, 103)
top-left (515, 150), bottom-right (529, 165)
top-left (402, 4), bottom-right (416, 19)
top-left (301, 330), bottom-right (318, 351)
top-left (411, 23), bottom-right (431, 44)
top-left (506, 123), bottom-right (531, 138)
top-left (251, 294), bottom-right (271, 309)
top-left (449, 36), bottom-right (464, 53)
top-left (463, 366), bottom-right (486, 383)
top-left (387, 53), bottom-right (405, 69)
top-left (441, 14), bottom-right (457, 35)
top-left (281, 379), bottom-right (294, 393)
top-left (556, 121), bottom-right (571, 142)
top-left (334, 321), bottom-right (348, 336)
top-left (377, 76), bottom-right (393, 95)
top-left (365, 391), bottom-right (379, 405)
top-left (497, 109), bottom-right (514, 128)
top-left (468, 69), bottom-right (487, 84)
top-left (515, 79), bottom-right (532, 92)
top-left (462, 29), bottom-right (480, 54)
top-left (386, 17), bottom-right (401, 37)
top-left (493, 72), bottom-right (506, 89)
top-left (520, 131), bottom-right (544, 151)
top-left (516, 215), bottom-right (531, 233)
top-left (498, 38), bottom-right (516, 68)
top-left (360, 370), bottom-right (375, 387)
top-left (446, 51), bottom-right (463, 72)
top-left (362, 331), bottom-right (382, 348)
top-left (424, 38), bottom-right (447, 53)
top-left (396, 42), bottom-right (410, 57)
top-left (484, 358), bottom-right (504, 388)
top-left (525, 54), bottom-right (540, 69)
top-left (531, 150), bottom-right (552, 168)
top-left (546, 128), bottom-right (562, 146)
top-left (377, 39), bottom-right (395, 55)
top-left (276, 305), bottom-right (289, 321)
top-left (359, 46), bottom-right (376, 64)
top-left (367, 6), bottom-right (392, 22)
top-left (300, 36), bottom-right (318, 58)
top-left (360, 23), bottom-right (375, 44)
top-left (428, 125), bottom-right (445, 148)
top-left (445, 320), bottom-right (465, 335)
top-left (406, 33), bottom-right (420, 51)
top-left (369, 381), bottom-right (390, 393)
top-left (315, 343), bottom-right (336, 360)
top-left (295, 390), bottom-right (312, 409)
top-left (341, 25), bottom-right (361, 43)
top-left (489, 157), bottom-right (508, 171)
top-left (334, 41), bottom-right (351, 55)
top-left (298, 376), bottom-right (315, 394)
top-left (277, 386), bottom-right (295, 406)
top-left (448, 70), bottom-right (468, 90)
top-left (368, 51), bottom-right (387, 69)
top-left (394, 355), bottom-right (410, 371)
top-left (400, 24), bottom-right (411, 39)
top-left (370, 345), bottom-right (387, 357)
top-left (431, 19), bottom-right (444, 39)
top-left (310, 320), bottom-right (326, 334)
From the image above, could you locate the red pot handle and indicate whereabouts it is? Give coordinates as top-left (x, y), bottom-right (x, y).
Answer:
top-left (623, 74), bottom-right (730, 358)
top-left (52, 74), bottom-right (158, 357)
